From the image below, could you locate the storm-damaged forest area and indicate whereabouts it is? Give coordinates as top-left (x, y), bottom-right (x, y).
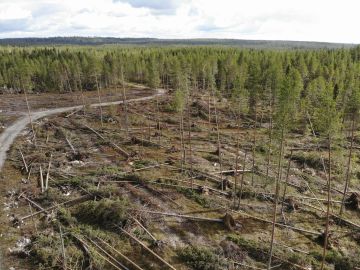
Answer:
top-left (1, 45), bottom-right (360, 270)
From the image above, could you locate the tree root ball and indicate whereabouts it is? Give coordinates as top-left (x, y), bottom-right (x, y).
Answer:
top-left (223, 213), bottom-right (237, 230)
top-left (345, 192), bottom-right (360, 211)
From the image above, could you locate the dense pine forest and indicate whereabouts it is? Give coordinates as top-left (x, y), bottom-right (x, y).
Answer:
top-left (1, 45), bottom-right (360, 270)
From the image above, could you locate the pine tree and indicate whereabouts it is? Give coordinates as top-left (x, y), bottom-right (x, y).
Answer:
top-left (311, 81), bottom-right (341, 270)
top-left (267, 67), bottom-right (302, 269)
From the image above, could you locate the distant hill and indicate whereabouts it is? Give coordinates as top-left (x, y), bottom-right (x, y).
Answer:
top-left (0, 37), bottom-right (357, 49)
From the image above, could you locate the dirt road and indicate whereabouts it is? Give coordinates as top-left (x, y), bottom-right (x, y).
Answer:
top-left (0, 88), bottom-right (165, 171)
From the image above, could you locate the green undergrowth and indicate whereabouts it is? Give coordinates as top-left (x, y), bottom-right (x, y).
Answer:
top-left (74, 198), bottom-right (129, 229)
top-left (310, 250), bottom-right (360, 270)
top-left (178, 246), bottom-right (228, 270)
top-left (291, 152), bottom-right (325, 170)
top-left (227, 234), bottom-right (311, 269)
top-left (177, 187), bottom-right (212, 208)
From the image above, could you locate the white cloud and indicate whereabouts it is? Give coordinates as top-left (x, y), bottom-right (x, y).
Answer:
top-left (0, 0), bottom-right (359, 43)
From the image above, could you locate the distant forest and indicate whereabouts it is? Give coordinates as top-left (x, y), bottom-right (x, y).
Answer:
top-left (0, 37), bottom-right (357, 49)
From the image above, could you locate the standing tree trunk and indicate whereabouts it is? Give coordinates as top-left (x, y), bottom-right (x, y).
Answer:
top-left (321, 135), bottom-right (332, 270)
top-left (234, 137), bottom-right (239, 206)
top-left (78, 75), bottom-right (86, 115)
top-left (266, 99), bottom-right (274, 178)
top-left (280, 149), bottom-right (293, 215)
top-left (187, 93), bottom-right (193, 188)
top-left (237, 150), bottom-right (247, 209)
top-left (95, 75), bottom-right (103, 127)
top-left (213, 95), bottom-right (223, 191)
top-left (234, 103), bottom-right (242, 207)
top-left (156, 96), bottom-right (161, 145)
top-left (267, 127), bottom-right (285, 270)
top-left (20, 79), bottom-right (36, 145)
top-left (251, 106), bottom-right (258, 186)
top-left (180, 111), bottom-right (185, 172)
top-left (121, 70), bottom-right (130, 138)
top-left (340, 116), bottom-right (355, 216)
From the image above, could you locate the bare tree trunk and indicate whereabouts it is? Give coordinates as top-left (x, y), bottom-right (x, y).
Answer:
top-left (267, 127), bottom-right (285, 270)
top-left (180, 111), bottom-right (185, 172)
top-left (45, 154), bottom-right (52, 191)
top-left (77, 75), bottom-right (86, 115)
top-left (251, 106), bottom-right (258, 186)
top-left (234, 138), bottom-right (239, 205)
top-left (148, 117), bottom-right (151, 141)
top-left (213, 95), bottom-right (223, 191)
top-left (208, 94), bottom-right (211, 138)
top-left (280, 150), bottom-right (293, 215)
top-left (39, 165), bottom-right (44, 193)
top-left (95, 75), bottom-right (103, 127)
top-left (340, 116), bottom-right (355, 216)
top-left (266, 99), bottom-right (274, 178)
top-left (215, 106), bottom-right (224, 191)
top-left (156, 96), bottom-right (161, 145)
top-left (234, 104), bottom-right (242, 207)
top-left (321, 135), bottom-right (332, 270)
top-left (187, 93), bottom-right (193, 188)
top-left (237, 150), bottom-right (247, 209)
top-left (59, 224), bottom-right (67, 270)
top-left (21, 80), bottom-right (36, 144)
top-left (121, 71), bottom-right (130, 138)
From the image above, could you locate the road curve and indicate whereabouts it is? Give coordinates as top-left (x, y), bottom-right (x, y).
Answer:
top-left (0, 88), bottom-right (165, 171)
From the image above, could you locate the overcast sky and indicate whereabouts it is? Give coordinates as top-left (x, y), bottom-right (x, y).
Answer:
top-left (0, 0), bottom-right (359, 43)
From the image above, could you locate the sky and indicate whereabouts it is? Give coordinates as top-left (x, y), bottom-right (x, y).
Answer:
top-left (0, 0), bottom-right (359, 43)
